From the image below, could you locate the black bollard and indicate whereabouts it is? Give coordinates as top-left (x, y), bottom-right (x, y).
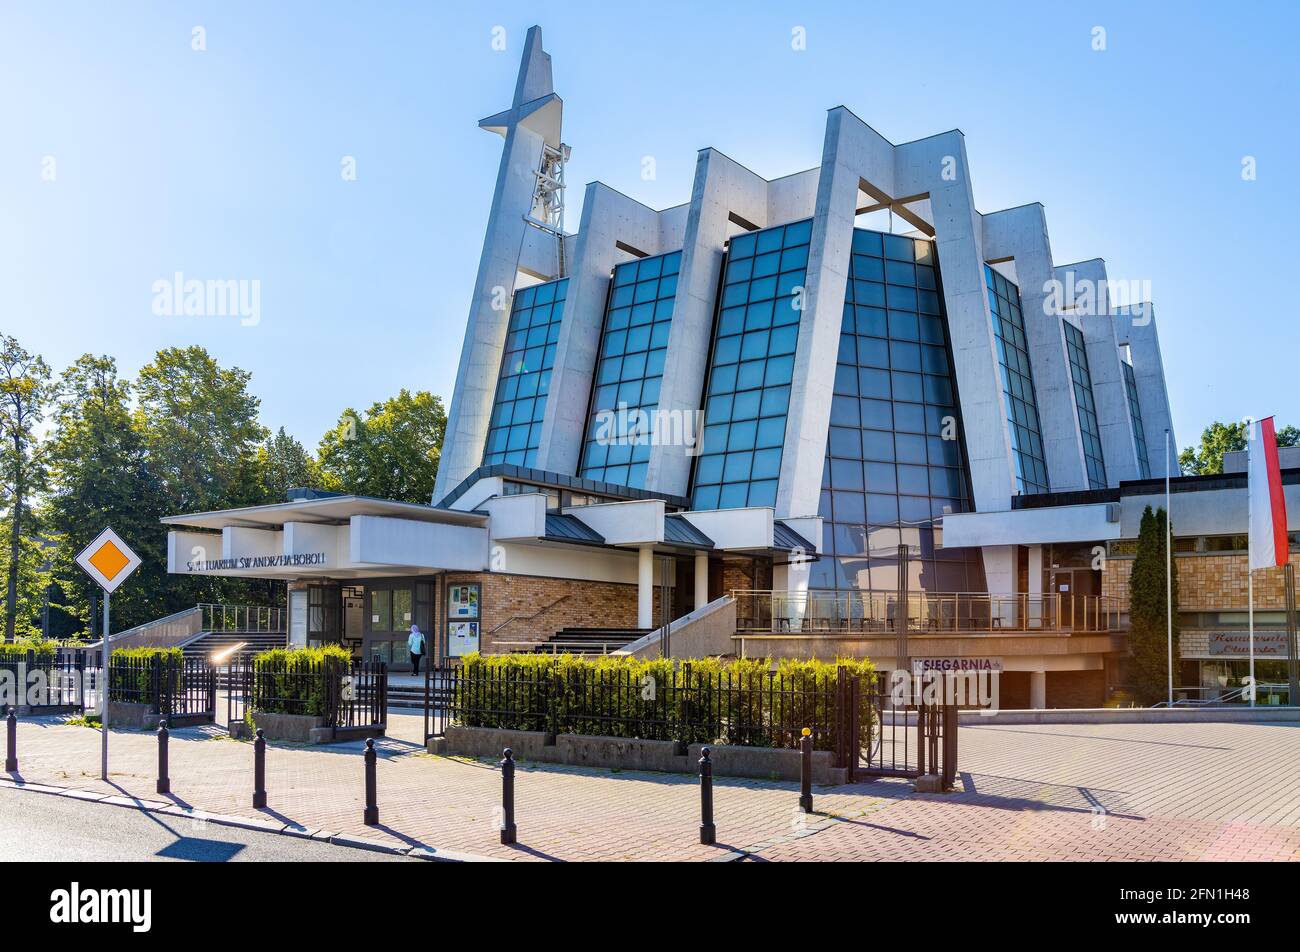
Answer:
top-left (799, 727), bottom-right (813, 814)
top-left (499, 747), bottom-right (517, 845)
top-left (699, 746), bottom-right (716, 845)
top-left (252, 728), bottom-right (267, 809)
top-left (363, 738), bottom-right (379, 826)
top-left (4, 707), bottom-right (16, 773)
top-left (156, 720), bottom-right (171, 795)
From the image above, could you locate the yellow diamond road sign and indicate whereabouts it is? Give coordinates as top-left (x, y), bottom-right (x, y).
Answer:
top-left (76, 527), bottom-right (141, 593)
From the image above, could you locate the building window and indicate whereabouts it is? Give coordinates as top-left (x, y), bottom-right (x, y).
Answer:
top-left (809, 228), bottom-right (985, 594)
top-left (579, 251), bottom-right (681, 488)
top-left (1123, 360), bottom-right (1152, 478)
top-left (986, 265), bottom-right (1050, 494)
top-left (1063, 321), bottom-right (1107, 489)
top-left (692, 220), bottom-right (811, 510)
top-left (482, 278), bottom-right (569, 467)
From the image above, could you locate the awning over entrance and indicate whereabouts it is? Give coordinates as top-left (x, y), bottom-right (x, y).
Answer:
top-left (163, 494), bottom-right (490, 579)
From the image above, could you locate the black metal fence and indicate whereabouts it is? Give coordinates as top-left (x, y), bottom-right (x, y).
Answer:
top-left (0, 650), bottom-right (90, 709)
top-left (108, 655), bottom-right (216, 718)
top-left (226, 655), bottom-right (387, 730)
top-left (424, 662), bottom-right (957, 788)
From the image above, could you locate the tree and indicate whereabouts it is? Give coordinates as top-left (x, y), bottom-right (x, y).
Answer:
top-left (256, 427), bottom-right (328, 503)
top-left (1179, 419), bottom-right (1298, 476)
top-left (1127, 505), bottom-right (1180, 705)
top-left (317, 390), bottom-right (446, 503)
top-left (134, 346), bottom-right (268, 514)
top-left (0, 335), bottom-right (55, 641)
top-left (43, 355), bottom-right (171, 634)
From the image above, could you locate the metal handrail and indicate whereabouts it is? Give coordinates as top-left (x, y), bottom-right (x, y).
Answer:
top-left (487, 593), bottom-right (574, 636)
top-left (730, 590), bottom-right (1125, 635)
top-left (198, 603), bottom-right (286, 634)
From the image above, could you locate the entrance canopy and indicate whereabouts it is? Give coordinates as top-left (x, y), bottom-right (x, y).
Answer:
top-left (163, 494), bottom-right (490, 579)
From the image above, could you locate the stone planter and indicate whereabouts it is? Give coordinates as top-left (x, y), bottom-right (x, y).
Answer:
top-left (246, 711), bottom-right (385, 744)
top-left (428, 725), bottom-right (847, 783)
top-left (106, 701), bottom-right (213, 729)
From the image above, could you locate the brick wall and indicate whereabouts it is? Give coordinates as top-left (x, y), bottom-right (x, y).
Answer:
top-left (442, 572), bottom-right (664, 654)
top-left (1046, 669), bottom-right (1106, 708)
top-left (1103, 554), bottom-right (1288, 611)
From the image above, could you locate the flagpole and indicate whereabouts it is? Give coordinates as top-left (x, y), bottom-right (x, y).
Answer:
top-left (1165, 428), bottom-right (1173, 707)
top-left (1248, 421), bottom-right (1256, 708)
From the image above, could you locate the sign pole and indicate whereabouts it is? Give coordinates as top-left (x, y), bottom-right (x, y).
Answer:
top-left (102, 590), bottom-right (110, 780)
top-left (1165, 428), bottom-right (1173, 707)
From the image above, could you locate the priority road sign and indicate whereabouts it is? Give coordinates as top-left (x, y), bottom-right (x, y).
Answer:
top-left (75, 527), bottom-right (141, 781)
top-left (75, 527), bottom-right (141, 594)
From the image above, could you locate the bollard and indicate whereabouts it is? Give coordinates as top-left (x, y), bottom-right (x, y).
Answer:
top-left (4, 707), bottom-right (16, 773)
top-left (499, 747), bottom-right (517, 845)
top-left (699, 746), bottom-right (716, 845)
top-left (799, 727), bottom-right (813, 814)
top-left (363, 738), bottom-right (379, 826)
top-left (252, 728), bottom-right (267, 809)
top-left (156, 720), bottom-right (171, 795)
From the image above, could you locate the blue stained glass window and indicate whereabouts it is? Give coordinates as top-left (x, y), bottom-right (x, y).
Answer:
top-left (1063, 321), bottom-right (1108, 489)
top-left (579, 251), bottom-right (681, 489)
top-left (482, 278), bottom-right (569, 467)
top-left (1123, 360), bottom-right (1152, 479)
top-left (808, 227), bottom-right (986, 596)
top-left (691, 221), bottom-right (811, 509)
top-left (985, 265), bottom-right (1050, 495)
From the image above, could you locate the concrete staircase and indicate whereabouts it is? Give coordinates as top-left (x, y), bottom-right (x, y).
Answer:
top-left (530, 627), bottom-right (651, 655)
top-left (181, 630), bottom-right (287, 662)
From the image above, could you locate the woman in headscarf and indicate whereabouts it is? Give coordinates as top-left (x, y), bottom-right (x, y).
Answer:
top-left (407, 624), bottom-right (427, 675)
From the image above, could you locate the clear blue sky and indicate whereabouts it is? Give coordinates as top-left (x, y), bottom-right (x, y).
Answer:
top-left (3, 1), bottom-right (1296, 452)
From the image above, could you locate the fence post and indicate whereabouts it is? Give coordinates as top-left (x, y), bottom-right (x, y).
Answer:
top-left (799, 727), bottom-right (814, 813)
top-left (500, 747), bottom-right (517, 845)
top-left (4, 708), bottom-right (16, 772)
top-left (252, 728), bottom-right (267, 808)
top-left (156, 720), bottom-right (171, 795)
top-left (363, 737), bottom-right (379, 826)
top-left (699, 746), bottom-right (715, 845)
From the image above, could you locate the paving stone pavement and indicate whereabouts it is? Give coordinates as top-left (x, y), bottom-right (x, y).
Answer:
top-left (5, 713), bottom-right (1299, 861)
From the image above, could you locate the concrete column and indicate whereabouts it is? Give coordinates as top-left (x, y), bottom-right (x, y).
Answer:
top-left (694, 552), bottom-right (709, 610)
top-left (1115, 302), bottom-right (1177, 477)
top-left (1028, 545), bottom-right (1044, 629)
top-left (638, 546), bottom-right (654, 629)
top-left (1029, 670), bottom-right (1047, 710)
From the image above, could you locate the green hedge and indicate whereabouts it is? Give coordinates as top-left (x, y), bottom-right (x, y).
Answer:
top-left (455, 653), bottom-right (876, 751)
top-left (250, 645), bottom-right (352, 717)
top-left (0, 639), bottom-right (57, 663)
top-left (108, 647), bottom-right (184, 705)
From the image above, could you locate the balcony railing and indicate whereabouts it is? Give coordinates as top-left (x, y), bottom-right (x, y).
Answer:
top-left (199, 603), bottom-right (286, 634)
top-left (732, 590), bottom-right (1124, 635)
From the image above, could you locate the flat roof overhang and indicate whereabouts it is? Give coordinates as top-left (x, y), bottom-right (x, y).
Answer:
top-left (162, 495), bottom-right (489, 532)
top-left (941, 503), bottom-right (1120, 549)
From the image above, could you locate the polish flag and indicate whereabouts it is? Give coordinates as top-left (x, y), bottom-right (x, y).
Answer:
top-left (1248, 417), bottom-right (1289, 571)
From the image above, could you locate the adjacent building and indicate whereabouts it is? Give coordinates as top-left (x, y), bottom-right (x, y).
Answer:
top-left (160, 27), bottom-right (1298, 707)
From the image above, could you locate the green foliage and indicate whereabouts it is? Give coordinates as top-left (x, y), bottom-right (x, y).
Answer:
top-left (317, 389), bottom-right (446, 503)
top-left (455, 653), bottom-right (876, 751)
top-left (1127, 505), bottom-right (1180, 704)
top-left (250, 645), bottom-right (352, 717)
top-left (0, 335), bottom-right (55, 641)
top-left (0, 637), bottom-right (57, 661)
top-left (108, 646), bottom-right (184, 706)
top-left (1179, 419), bottom-right (1298, 476)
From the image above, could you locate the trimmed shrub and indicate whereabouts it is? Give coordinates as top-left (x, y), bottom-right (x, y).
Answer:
top-left (108, 646), bottom-right (184, 705)
top-left (454, 653), bottom-right (876, 751)
top-left (0, 639), bottom-right (57, 663)
top-left (250, 645), bottom-right (353, 718)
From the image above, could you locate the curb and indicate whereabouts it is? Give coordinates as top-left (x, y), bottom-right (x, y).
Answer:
top-left (0, 776), bottom-right (495, 862)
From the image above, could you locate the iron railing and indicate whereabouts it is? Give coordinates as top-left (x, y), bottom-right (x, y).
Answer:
top-left (0, 649), bottom-right (90, 709)
top-left (732, 590), bottom-right (1124, 635)
top-left (199, 603), bottom-right (286, 634)
top-left (108, 655), bottom-right (216, 718)
top-left (423, 661), bottom-right (958, 788)
top-left (226, 654), bottom-right (386, 729)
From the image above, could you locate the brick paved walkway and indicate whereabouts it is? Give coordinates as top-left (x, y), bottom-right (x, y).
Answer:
top-left (5, 714), bottom-right (1299, 861)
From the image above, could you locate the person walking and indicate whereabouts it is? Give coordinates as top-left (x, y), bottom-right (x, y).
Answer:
top-left (408, 624), bottom-right (427, 676)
